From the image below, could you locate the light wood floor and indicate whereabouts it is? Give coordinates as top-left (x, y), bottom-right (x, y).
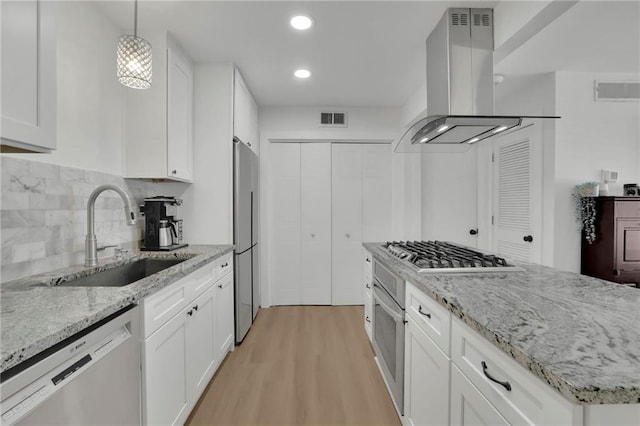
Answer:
top-left (186, 306), bottom-right (402, 426)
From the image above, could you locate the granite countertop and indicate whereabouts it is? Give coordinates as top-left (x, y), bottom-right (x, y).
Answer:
top-left (364, 243), bottom-right (640, 405)
top-left (0, 244), bottom-right (234, 374)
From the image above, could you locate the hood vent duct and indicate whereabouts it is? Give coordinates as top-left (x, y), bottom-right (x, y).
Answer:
top-left (394, 8), bottom-right (558, 153)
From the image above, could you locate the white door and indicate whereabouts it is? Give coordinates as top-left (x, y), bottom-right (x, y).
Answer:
top-left (215, 272), bottom-right (235, 359)
top-left (301, 143), bottom-right (332, 304)
top-left (167, 46), bottom-right (193, 181)
top-left (492, 124), bottom-right (542, 263)
top-left (332, 144), bottom-right (363, 305)
top-left (450, 366), bottom-right (509, 426)
top-left (186, 285), bottom-right (216, 402)
top-left (405, 316), bottom-right (450, 426)
top-left (362, 144), bottom-right (393, 242)
top-left (269, 143), bottom-right (302, 305)
top-left (143, 310), bottom-right (189, 426)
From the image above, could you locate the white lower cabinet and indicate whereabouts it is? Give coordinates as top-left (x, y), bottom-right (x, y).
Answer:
top-left (404, 314), bottom-right (450, 426)
top-left (215, 272), bottom-right (235, 360)
top-left (450, 365), bottom-right (509, 426)
top-left (143, 304), bottom-right (190, 425)
top-left (142, 255), bottom-right (234, 425)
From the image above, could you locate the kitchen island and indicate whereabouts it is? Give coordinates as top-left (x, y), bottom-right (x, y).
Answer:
top-left (364, 242), bottom-right (639, 424)
top-left (0, 244), bottom-right (233, 374)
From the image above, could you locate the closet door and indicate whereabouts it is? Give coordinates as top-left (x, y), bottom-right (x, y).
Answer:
top-left (362, 144), bottom-right (392, 242)
top-left (269, 143), bottom-right (301, 305)
top-left (332, 144), bottom-right (363, 305)
top-left (301, 144), bottom-right (332, 304)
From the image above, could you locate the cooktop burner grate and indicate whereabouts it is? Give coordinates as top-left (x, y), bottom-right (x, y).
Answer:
top-left (384, 241), bottom-right (522, 273)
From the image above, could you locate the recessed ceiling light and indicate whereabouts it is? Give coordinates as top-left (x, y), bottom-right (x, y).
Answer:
top-left (294, 69), bottom-right (311, 79)
top-left (290, 15), bottom-right (313, 30)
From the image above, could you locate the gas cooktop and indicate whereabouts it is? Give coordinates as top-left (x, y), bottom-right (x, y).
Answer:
top-left (384, 241), bottom-right (524, 273)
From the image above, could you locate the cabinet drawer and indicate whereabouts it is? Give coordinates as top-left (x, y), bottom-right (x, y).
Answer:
top-left (616, 201), bottom-right (640, 218)
top-left (143, 263), bottom-right (214, 338)
top-left (406, 282), bottom-right (451, 356)
top-left (213, 254), bottom-right (233, 281)
top-left (451, 317), bottom-right (576, 425)
top-left (142, 275), bottom-right (191, 339)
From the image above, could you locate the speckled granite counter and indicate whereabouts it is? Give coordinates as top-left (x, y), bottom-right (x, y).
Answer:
top-left (1, 245), bottom-right (233, 373)
top-left (364, 243), bottom-right (640, 405)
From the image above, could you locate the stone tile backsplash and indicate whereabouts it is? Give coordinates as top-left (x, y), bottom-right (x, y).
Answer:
top-left (1, 157), bottom-right (182, 282)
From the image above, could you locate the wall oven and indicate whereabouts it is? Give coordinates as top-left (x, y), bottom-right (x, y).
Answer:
top-left (371, 259), bottom-right (405, 415)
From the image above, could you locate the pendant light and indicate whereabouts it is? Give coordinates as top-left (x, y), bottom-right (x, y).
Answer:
top-left (117, 0), bottom-right (152, 89)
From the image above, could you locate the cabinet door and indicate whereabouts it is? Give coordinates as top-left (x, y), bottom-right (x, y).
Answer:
top-left (248, 94), bottom-right (259, 155)
top-left (215, 272), bottom-right (235, 361)
top-left (167, 46), bottom-right (193, 181)
top-left (301, 143), bottom-right (332, 304)
top-left (405, 316), bottom-right (450, 426)
top-left (616, 219), bottom-right (640, 273)
top-left (186, 285), bottom-right (216, 403)
top-left (450, 365), bottom-right (508, 426)
top-left (1, 0), bottom-right (56, 152)
top-left (269, 143), bottom-right (302, 304)
top-left (143, 308), bottom-right (190, 426)
top-left (332, 144), bottom-right (363, 305)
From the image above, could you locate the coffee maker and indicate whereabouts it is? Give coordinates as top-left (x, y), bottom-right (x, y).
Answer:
top-left (142, 196), bottom-right (187, 251)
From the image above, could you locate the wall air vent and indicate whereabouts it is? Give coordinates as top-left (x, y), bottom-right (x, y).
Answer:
top-left (320, 112), bottom-right (347, 127)
top-left (473, 12), bottom-right (491, 26)
top-left (451, 11), bottom-right (468, 26)
top-left (595, 81), bottom-right (640, 101)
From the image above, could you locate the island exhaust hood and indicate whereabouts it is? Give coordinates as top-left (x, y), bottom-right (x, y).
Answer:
top-left (394, 8), bottom-right (558, 153)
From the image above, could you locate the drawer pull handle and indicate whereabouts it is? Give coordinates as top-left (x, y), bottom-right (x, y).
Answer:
top-left (221, 262), bottom-right (229, 268)
top-left (187, 310), bottom-right (193, 317)
top-left (366, 257), bottom-right (371, 263)
top-left (418, 305), bottom-right (431, 319)
top-left (481, 361), bottom-right (512, 391)
top-left (365, 316), bottom-right (371, 323)
top-left (218, 284), bottom-right (223, 288)
top-left (193, 305), bottom-right (198, 311)
top-left (365, 283), bottom-right (371, 289)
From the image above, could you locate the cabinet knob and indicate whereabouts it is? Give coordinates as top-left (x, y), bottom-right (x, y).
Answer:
top-left (365, 316), bottom-right (371, 323)
top-left (469, 229), bottom-right (478, 235)
top-left (523, 235), bottom-right (533, 243)
top-left (365, 283), bottom-right (371, 289)
top-left (218, 283), bottom-right (223, 288)
top-left (171, 169), bottom-right (177, 174)
top-left (366, 257), bottom-right (371, 263)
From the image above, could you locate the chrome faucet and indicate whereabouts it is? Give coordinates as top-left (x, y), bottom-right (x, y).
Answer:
top-left (85, 184), bottom-right (136, 267)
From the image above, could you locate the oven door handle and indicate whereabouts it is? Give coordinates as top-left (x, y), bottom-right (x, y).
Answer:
top-left (373, 286), bottom-right (404, 323)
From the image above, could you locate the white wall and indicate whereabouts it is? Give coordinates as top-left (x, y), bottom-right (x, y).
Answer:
top-left (180, 64), bottom-right (234, 245)
top-left (554, 72), bottom-right (640, 272)
top-left (6, 2), bottom-right (125, 175)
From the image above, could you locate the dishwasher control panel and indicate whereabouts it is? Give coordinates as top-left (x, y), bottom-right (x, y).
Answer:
top-left (1, 327), bottom-right (130, 425)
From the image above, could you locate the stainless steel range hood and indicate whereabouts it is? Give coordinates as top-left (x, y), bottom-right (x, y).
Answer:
top-left (394, 8), bottom-right (557, 153)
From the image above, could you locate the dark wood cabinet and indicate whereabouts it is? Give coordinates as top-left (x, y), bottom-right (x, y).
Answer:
top-left (581, 196), bottom-right (640, 287)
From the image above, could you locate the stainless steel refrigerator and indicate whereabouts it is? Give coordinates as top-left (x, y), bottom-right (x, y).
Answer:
top-left (233, 138), bottom-right (259, 343)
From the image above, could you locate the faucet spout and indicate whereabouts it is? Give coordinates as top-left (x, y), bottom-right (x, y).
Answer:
top-left (85, 184), bottom-right (136, 267)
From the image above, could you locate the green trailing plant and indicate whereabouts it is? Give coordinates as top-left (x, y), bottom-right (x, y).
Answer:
top-left (572, 182), bottom-right (599, 244)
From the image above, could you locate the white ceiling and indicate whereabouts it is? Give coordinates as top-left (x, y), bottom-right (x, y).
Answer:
top-left (95, 1), bottom-right (639, 108)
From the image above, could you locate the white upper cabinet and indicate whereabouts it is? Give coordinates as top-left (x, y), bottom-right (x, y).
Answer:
top-left (124, 33), bottom-right (193, 182)
top-left (233, 68), bottom-right (258, 155)
top-left (1, 0), bottom-right (56, 153)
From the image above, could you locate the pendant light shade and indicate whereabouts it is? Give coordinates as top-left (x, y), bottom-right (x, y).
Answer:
top-left (117, 0), bottom-right (152, 89)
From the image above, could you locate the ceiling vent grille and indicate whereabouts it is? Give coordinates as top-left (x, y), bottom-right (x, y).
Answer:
top-left (595, 81), bottom-right (640, 101)
top-left (320, 112), bottom-right (347, 127)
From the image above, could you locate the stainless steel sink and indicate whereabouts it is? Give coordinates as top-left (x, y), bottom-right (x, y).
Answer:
top-left (58, 258), bottom-right (186, 287)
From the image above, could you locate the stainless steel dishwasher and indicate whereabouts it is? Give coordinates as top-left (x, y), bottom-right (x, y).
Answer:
top-left (1, 305), bottom-right (141, 425)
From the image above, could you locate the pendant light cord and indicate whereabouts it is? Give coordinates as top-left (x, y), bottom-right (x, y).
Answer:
top-left (133, 0), bottom-right (138, 37)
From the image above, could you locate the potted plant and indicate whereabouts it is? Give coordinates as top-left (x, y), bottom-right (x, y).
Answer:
top-left (572, 182), bottom-right (599, 244)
